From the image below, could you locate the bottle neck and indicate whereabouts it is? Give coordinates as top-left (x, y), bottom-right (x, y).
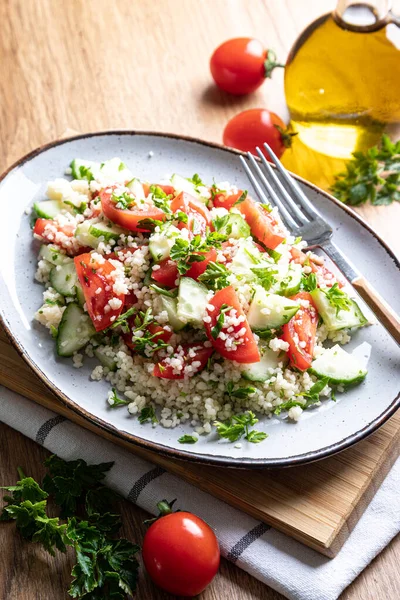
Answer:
top-left (334, 0), bottom-right (393, 31)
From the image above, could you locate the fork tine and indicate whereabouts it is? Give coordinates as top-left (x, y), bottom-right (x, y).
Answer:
top-left (263, 143), bottom-right (322, 219)
top-left (255, 147), bottom-right (309, 225)
top-left (244, 153), bottom-right (299, 229)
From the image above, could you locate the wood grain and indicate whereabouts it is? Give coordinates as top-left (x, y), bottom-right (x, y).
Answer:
top-left (352, 275), bottom-right (400, 345)
top-left (0, 0), bottom-right (399, 598)
top-left (0, 324), bottom-right (399, 559)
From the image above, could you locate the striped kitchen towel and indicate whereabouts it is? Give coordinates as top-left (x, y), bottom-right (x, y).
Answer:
top-left (1, 385), bottom-right (399, 600)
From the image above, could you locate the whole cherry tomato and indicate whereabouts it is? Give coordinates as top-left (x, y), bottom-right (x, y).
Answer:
top-left (142, 500), bottom-right (220, 596)
top-left (223, 108), bottom-right (295, 159)
top-left (210, 37), bottom-right (283, 95)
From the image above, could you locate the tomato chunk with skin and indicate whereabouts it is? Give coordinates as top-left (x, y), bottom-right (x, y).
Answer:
top-left (74, 253), bottom-right (125, 331)
top-left (171, 192), bottom-right (211, 236)
top-left (212, 190), bottom-right (244, 210)
top-left (282, 291), bottom-right (318, 371)
top-left (124, 321), bottom-right (172, 352)
top-left (151, 259), bottom-right (179, 288)
top-left (238, 197), bottom-right (285, 249)
top-left (204, 286), bottom-right (260, 364)
top-left (100, 186), bottom-right (166, 233)
top-left (153, 343), bottom-right (213, 379)
top-left (290, 247), bottom-right (344, 288)
top-left (33, 218), bottom-right (89, 256)
top-left (185, 248), bottom-right (217, 280)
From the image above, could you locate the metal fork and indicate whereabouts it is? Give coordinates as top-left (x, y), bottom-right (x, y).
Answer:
top-left (240, 144), bottom-right (400, 346)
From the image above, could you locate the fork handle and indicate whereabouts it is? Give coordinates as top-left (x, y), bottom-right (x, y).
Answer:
top-left (351, 275), bottom-right (400, 345)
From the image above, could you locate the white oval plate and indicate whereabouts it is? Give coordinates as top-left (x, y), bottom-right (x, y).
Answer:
top-left (0, 131), bottom-right (399, 467)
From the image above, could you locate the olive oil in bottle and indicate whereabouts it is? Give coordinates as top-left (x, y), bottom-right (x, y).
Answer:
top-left (284, 0), bottom-right (400, 159)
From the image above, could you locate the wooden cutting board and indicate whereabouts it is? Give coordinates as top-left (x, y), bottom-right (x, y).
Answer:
top-left (0, 325), bottom-right (398, 557)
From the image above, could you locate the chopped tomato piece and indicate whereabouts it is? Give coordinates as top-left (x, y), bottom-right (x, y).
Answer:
top-left (124, 291), bottom-right (138, 309)
top-left (212, 190), bottom-right (244, 209)
top-left (204, 286), bottom-right (260, 364)
top-left (282, 292), bottom-right (318, 371)
top-left (238, 197), bottom-right (285, 249)
top-left (171, 192), bottom-right (211, 236)
top-left (74, 253), bottom-right (125, 331)
top-left (151, 259), bottom-right (179, 288)
top-left (290, 248), bottom-right (344, 288)
top-left (124, 321), bottom-right (172, 352)
top-left (100, 187), bottom-right (166, 232)
top-left (185, 248), bottom-right (217, 280)
top-left (33, 218), bottom-right (89, 256)
top-left (153, 343), bottom-right (213, 379)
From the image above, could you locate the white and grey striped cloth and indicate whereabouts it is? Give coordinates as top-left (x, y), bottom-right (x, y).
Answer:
top-left (1, 385), bottom-right (399, 600)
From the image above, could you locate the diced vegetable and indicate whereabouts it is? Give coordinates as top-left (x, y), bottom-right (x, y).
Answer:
top-left (247, 287), bottom-right (300, 330)
top-left (57, 303), bottom-right (95, 357)
top-left (310, 345), bottom-right (367, 385)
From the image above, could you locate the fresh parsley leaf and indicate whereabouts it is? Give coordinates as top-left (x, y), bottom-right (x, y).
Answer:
top-left (233, 190), bottom-right (248, 206)
top-left (210, 303), bottom-right (231, 339)
top-left (108, 306), bottom-right (137, 332)
top-left (301, 272), bottom-right (317, 292)
top-left (136, 217), bottom-right (164, 231)
top-left (108, 388), bottom-right (130, 408)
top-left (324, 283), bottom-right (353, 316)
top-left (251, 267), bottom-right (278, 291)
top-left (78, 165), bottom-right (94, 182)
top-left (212, 214), bottom-right (231, 234)
top-left (187, 173), bottom-right (205, 189)
top-left (198, 261), bottom-right (230, 290)
top-left (150, 283), bottom-right (178, 298)
top-left (170, 231), bottom-right (227, 275)
top-left (178, 435), bottom-right (198, 444)
top-left (138, 406), bottom-right (158, 425)
top-left (331, 134), bottom-right (400, 206)
top-left (214, 411), bottom-right (267, 444)
top-left (111, 191), bottom-right (135, 210)
top-left (225, 382), bottom-right (256, 399)
top-left (149, 185), bottom-right (173, 214)
top-left (174, 210), bottom-right (188, 224)
top-left (274, 377), bottom-right (330, 415)
top-left (121, 308), bottom-right (169, 356)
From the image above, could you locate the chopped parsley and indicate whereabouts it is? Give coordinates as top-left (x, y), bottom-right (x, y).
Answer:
top-left (137, 217), bottom-right (164, 231)
top-left (214, 411), bottom-right (268, 443)
top-left (108, 388), bottom-right (130, 408)
top-left (138, 406), bottom-right (158, 425)
top-left (111, 191), bottom-right (135, 210)
top-left (225, 382), bottom-right (256, 399)
top-left (150, 284), bottom-right (178, 298)
top-left (210, 303), bottom-right (231, 339)
top-left (274, 377), bottom-right (330, 415)
top-left (149, 185), bottom-right (172, 215)
top-left (170, 231), bottom-right (227, 275)
top-left (233, 190), bottom-right (248, 206)
top-left (198, 261), bottom-right (230, 290)
top-left (78, 165), bottom-right (94, 181)
top-left (187, 173), bottom-right (205, 190)
top-left (324, 283), bottom-right (353, 316)
top-left (178, 434), bottom-right (198, 444)
top-left (251, 267), bottom-right (278, 291)
top-left (301, 272), bottom-right (317, 292)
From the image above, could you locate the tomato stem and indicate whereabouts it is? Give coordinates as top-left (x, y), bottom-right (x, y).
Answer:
top-left (264, 50), bottom-right (285, 78)
top-left (144, 498), bottom-right (178, 526)
top-left (274, 125), bottom-right (298, 149)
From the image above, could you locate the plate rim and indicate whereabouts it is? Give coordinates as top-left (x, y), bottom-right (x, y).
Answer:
top-left (0, 129), bottom-right (399, 469)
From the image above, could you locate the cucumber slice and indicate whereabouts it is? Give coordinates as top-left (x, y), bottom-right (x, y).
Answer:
top-left (75, 218), bottom-right (100, 248)
top-left (70, 159), bottom-right (99, 180)
top-left (39, 244), bottom-right (72, 267)
top-left (161, 296), bottom-right (186, 332)
top-left (310, 344), bottom-right (367, 385)
top-left (50, 262), bottom-right (78, 297)
top-left (241, 346), bottom-right (287, 382)
top-left (170, 174), bottom-right (209, 204)
top-left (311, 288), bottom-right (367, 331)
top-left (75, 282), bottom-right (86, 307)
top-left (88, 221), bottom-right (126, 242)
top-left (126, 178), bottom-right (145, 200)
top-left (57, 303), bottom-right (95, 357)
top-left (247, 287), bottom-right (300, 330)
top-left (229, 241), bottom-right (272, 281)
top-left (177, 278), bottom-right (209, 326)
top-left (33, 200), bottom-right (64, 219)
top-left (94, 346), bottom-right (117, 371)
top-left (212, 212), bottom-right (250, 240)
top-left (149, 225), bottom-right (181, 262)
top-left (274, 263), bottom-right (302, 297)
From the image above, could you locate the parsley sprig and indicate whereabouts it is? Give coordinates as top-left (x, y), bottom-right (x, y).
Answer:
top-left (214, 411), bottom-right (267, 443)
top-left (210, 303), bottom-right (232, 339)
top-left (198, 261), bottom-right (230, 290)
top-left (251, 266), bottom-right (278, 291)
top-left (170, 231), bottom-right (227, 275)
top-left (331, 134), bottom-right (400, 206)
top-left (225, 382), bottom-right (256, 400)
top-left (149, 185), bottom-right (173, 215)
top-left (1, 458), bottom-right (139, 599)
top-left (301, 272), bottom-right (317, 292)
top-left (274, 377), bottom-right (330, 415)
top-left (324, 283), bottom-right (353, 316)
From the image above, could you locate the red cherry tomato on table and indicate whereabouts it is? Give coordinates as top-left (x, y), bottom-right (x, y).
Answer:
top-left (282, 292), bottom-right (319, 371)
top-left (223, 108), bottom-right (294, 159)
top-left (204, 286), bottom-right (260, 364)
top-left (210, 37), bottom-right (283, 95)
top-left (142, 505), bottom-right (220, 596)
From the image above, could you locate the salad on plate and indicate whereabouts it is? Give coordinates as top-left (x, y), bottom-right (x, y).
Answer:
top-left (31, 158), bottom-right (370, 445)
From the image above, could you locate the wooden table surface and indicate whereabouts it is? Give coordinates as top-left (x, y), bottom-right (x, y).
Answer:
top-left (0, 1), bottom-right (399, 599)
